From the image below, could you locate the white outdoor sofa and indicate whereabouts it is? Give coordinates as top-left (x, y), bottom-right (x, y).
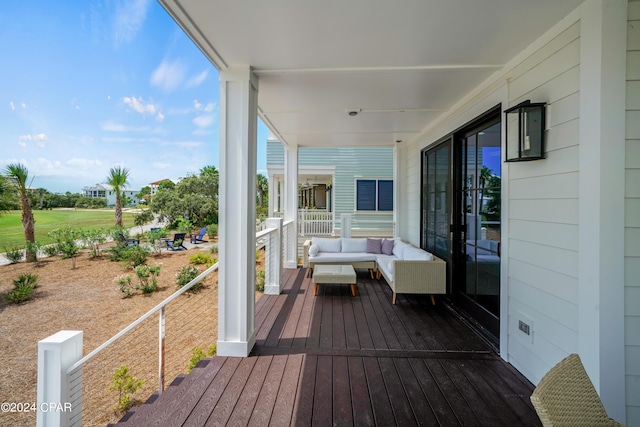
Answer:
top-left (303, 237), bottom-right (446, 305)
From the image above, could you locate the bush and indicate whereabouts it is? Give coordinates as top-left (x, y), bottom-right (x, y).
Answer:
top-left (176, 265), bottom-right (201, 291)
top-left (79, 228), bottom-right (107, 258)
top-left (207, 224), bottom-right (217, 240)
top-left (42, 245), bottom-right (60, 257)
top-left (49, 227), bottom-right (81, 268)
top-left (4, 247), bottom-right (23, 264)
top-left (109, 244), bottom-right (150, 269)
top-left (135, 265), bottom-right (161, 293)
top-left (5, 273), bottom-right (39, 304)
top-left (115, 275), bottom-right (134, 298)
top-left (188, 344), bottom-right (217, 372)
top-left (189, 253), bottom-right (216, 267)
top-left (109, 365), bottom-right (143, 414)
top-left (256, 269), bottom-right (265, 292)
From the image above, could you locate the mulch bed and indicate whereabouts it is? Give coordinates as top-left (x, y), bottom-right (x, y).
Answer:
top-left (0, 246), bottom-right (264, 426)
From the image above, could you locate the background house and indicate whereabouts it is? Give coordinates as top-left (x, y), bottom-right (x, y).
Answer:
top-left (267, 134), bottom-right (394, 236)
top-left (81, 183), bottom-right (139, 207)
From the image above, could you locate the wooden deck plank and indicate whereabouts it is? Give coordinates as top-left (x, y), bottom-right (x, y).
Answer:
top-left (271, 354), bottom-right (304, 426)
top-left (332, 356), bottom-right (354, 426)
top-left (318, 295), bottom-right (334, 349)
top-left (291, 355), bottom-right (317, 427)
top-left (311, 355), bottom-right (333, 427)
top-left (368, 277), bottom-right (418, 350)
top-left (291, 273), bottom-right (315, 348)
top-left (226, 356), bottom-right (273, 427)
top-left (305, 285), bottom-right (324, 349)
top-left (351, 285), bottom-right (374, 349)
top-left (182, 357), bottom-right (242, 427)
top-left (393, 358), bottom-right (439, 426)
top-left (342, 291), bottom-right (361, 349)
top-left (247, 354), bottom-right (288, 426)
top-left (359, 281), bottom-right (390, 349)
top-left (278, 270), bottom-right (309, 348)
top-left (378, 357), bottom-right (418, 426)
top-left (331, 293), bottom-right (346, 349)
top-left (362, 357), bottom-right (396, 426)
top-left (203, 357), bottom-right (258, 426)
top-left (347, 357), bottom-right (375, 427)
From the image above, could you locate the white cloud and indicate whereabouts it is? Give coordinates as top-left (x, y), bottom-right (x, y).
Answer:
top-left (19, 134), bottom-right (49, 148)
top-left (204, 102), bottom-right (215, 113)
top-left (150, 59), bottom-right (186, 92)
top-left (155, 112), bottom-right (165, 122)
top-left (186, 70), bottom-right (209, 88)
top-left (113, 0), bottom-right (151, 47)
top-left (177, 141), bottom-right (205, 148)
top-left (153, 162), bottom-right (171, 169)
top-left (9, 101), bottom-right (15, 111)
top-left (193, 100), bottom-right (203, 110)
top-left (21, 103), bottom-right (26, 109)
top-left (101, 121), bottom-right (148, 132)
top-left (193, 115), bottom-right (214, 128)
top-left (66, 158), bottom-right (103, 170)
top-left (123, 96), bottom-right (157, 116)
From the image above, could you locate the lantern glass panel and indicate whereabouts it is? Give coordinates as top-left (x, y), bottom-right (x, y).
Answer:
top-left (522, 106), bottom-right (543, 159)
top-left (506, 109), bottom-right (520, 161)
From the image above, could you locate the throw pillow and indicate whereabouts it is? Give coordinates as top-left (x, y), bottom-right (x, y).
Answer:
top-left (309, 244), bottom-right (319, 256)
top-left (366, 238), bottom-right (382, 254)
top-left (381, 239), bottom-right (394, 255)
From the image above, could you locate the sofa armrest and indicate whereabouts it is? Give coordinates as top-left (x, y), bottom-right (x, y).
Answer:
top-left (303, 239), bottom-right (312, 268)
top-left (393, 256), bottom-right (446, 294)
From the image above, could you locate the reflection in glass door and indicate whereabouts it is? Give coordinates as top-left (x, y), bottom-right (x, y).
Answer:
top-left (455, 119), bottom-right (501, 342)
top-left (421, 142), bottom-right (451, 264)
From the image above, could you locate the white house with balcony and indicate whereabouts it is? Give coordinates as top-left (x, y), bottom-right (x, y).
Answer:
top-left (81, 183), bottom-right (139, 206)
top-left (38, 0), bottom-right (639, 425)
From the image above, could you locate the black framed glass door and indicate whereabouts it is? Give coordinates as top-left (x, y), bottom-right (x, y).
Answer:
top-left (421, 140), bottom-right (451, 265)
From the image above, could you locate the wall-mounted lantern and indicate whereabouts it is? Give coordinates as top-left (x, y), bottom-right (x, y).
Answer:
top-left (504, 100), bottom-right (546, 162)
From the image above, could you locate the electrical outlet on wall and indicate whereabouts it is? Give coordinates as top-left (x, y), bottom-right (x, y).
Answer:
top-left (517, 311), bottom-right (534, 344)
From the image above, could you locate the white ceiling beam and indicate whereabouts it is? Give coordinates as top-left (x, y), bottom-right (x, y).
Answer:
top-left (254, 64), bottom-right (504, 75)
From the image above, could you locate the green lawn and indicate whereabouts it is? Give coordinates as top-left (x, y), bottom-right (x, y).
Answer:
top-left (0, 209), bottom-right (136, 250)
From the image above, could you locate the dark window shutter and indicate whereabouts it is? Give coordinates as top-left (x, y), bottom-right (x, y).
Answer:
top-left (356, 180), bottom-right (376, 210)
top-left (378, 180), bottom-right (393, 211)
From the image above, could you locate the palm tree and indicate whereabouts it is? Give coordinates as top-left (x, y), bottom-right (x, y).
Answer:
top-left (3, 163), bottom-right (37, 262)
top-left (256, 173), bottom-right (268, 208)
top-left (479, 166), bottom-right (492, 215)
top-left (106, 166), bottom-right (131, 227)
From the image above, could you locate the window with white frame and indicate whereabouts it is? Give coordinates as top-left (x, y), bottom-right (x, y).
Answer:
top-left (355, 179), bottom-right (393, 211)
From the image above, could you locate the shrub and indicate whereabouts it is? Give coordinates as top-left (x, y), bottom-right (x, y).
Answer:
top-left (49, 228), bottom-right (81, 269)
top-left (4, 247), bottom-right (23, 264)
top-left (188, 344), bottom-right (217, 372)
top-left (175, 217), bottom-right (193, 234)
top-left (147, 228), bottom-right (168, 256)
top-left (209, 244), bottom-right (218, 254)
top-left (109, 365), bottom-right (143, 414)
top-left (135, 265), bottom-right (161, 293)
top-left (256, 269), bottom-right (266, 292)
top-left (79, 228), bottom-right (107, 258)
top-left (176, 265), bottom-right (201, 291)
top-left (109, 244), bottom-right (150, 269)
top-left (25, 241), bottom-right (42, 263)
top-left (42, 244), bottom-right (60, 257)
top-left (189, 253), bottom-right (212, 265)
top-left (115, 275), bottom-right (134, 298)
top-left (207, 224), bottom-right (218, 240)
top-left (5, 273), bottom-right (39, 304)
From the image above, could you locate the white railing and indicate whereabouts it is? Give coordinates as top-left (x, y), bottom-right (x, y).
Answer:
top-left (298, 209), bottom-right (334, 236)
top-left (37, 221), bottom-right (292, 426)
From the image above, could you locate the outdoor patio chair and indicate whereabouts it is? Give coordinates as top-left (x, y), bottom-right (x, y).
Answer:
top-left (164, 233), bottom-right (187, 251)
top-left (117, 232), bottom-right (139, 247)
top-left (190, 227), bottom-right (208, 244)
top-left (530, 353), bottom-right (625, 426)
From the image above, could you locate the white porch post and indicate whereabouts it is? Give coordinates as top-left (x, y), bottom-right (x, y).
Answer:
top-left (284, 145), bottom-right (298, 268)
top-left (578, 0), bottom-right (626, 421)
top-left (37, 330), bottom-right (82, 427)
top-left (217, 66), bottom-right (258, 357)
top-left (268, 173), bottom-right (276, 217)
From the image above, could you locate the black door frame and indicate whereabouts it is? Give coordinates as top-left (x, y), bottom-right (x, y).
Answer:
top-left (420, 104), bottom-right (502, 347)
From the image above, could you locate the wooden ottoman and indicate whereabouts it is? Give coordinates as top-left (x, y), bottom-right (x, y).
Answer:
top-left (312, 264), bottom-right (357, 296)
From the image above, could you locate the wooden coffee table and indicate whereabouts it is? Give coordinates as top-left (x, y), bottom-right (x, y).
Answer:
top-left (312, 264), bottom-right (357, 296)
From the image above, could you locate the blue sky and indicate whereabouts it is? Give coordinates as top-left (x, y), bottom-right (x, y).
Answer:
top-left (0, 0), bottom-right (269, 194)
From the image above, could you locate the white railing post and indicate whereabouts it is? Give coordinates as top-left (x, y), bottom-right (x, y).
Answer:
top-left (264, 218), bottom-right (283, 294)
top-left (37, 330), bottom-right (83, 427)
top-left (340, 213), bottom-right (352, 238)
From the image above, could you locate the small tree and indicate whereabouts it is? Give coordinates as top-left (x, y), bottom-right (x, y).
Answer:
top-left (3, 163), bottom-right (37, 262)
top-left (109, 365), bottom-right (143, 414)
top-left (134, 209), bottom-right (154, 234)
top-left (105, 166), bottom-right (131, 227)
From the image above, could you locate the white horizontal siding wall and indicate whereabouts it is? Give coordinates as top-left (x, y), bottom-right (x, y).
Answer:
top-left (626, 1), bottom-right (640, 423)
top-left (506, 22), bottom-right (582, 383)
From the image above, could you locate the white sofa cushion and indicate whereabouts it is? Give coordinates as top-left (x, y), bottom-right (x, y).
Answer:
top-left (341, 238), bottom-right (367, 253)
top-left (309, 252), bottom-right (377, 263)
top-left (403, 245), bottom-right (434, 261)
top-left (392, 240), bottom-right (410, 259)
top-left (312, 237), bottom-right (341, 253)
top-left (308, 244), bottom-right (319, 256)
top-left (377, 257), bottom-right (394, 281)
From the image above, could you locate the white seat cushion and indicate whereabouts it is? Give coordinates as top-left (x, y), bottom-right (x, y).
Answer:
top-left (377, 257), bottom-right (394, 281)
top-left (309, 252), bottom-right (377, 263)
top-left (341, 238), bottom-right (367, 253)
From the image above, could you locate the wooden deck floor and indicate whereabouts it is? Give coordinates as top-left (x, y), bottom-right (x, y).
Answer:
top-left (116, 268), bottom-right (541, 426)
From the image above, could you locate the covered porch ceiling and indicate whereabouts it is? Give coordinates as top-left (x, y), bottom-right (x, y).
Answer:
top-left (159, 0), bottom-right (584, 148)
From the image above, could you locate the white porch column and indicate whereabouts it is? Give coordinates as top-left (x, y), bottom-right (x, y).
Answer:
top-left (37, 330), bottom-right (82, 427)
top-left (217, 66), bottom-right (258, 357)
top-left (284, 145), bottom-right (298, 268)
top-left (268, 173), bottom-right (276, 217)
top-left (578, 0), bottom-right (626, 421)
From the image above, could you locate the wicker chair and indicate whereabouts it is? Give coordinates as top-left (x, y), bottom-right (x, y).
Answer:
top-left (530, 354), bottom-right (625, 426)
